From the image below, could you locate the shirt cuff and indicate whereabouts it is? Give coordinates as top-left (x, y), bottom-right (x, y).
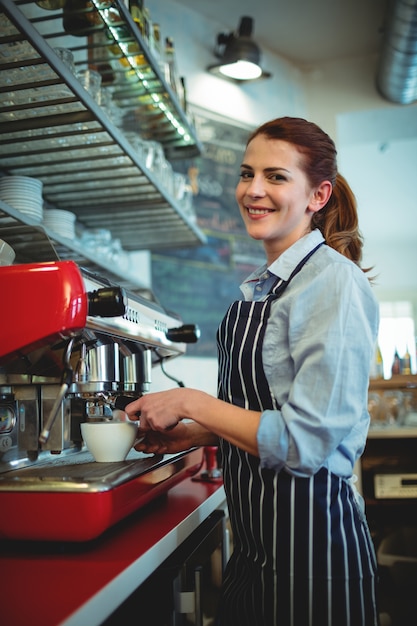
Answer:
top-left (257, 410), bottom-right (289, 471)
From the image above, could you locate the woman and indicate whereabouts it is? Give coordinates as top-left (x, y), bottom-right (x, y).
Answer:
top-left (126, 117), bottom-right (380, 626)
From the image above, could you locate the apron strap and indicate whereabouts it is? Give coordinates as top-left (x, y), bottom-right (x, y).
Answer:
top-left (271, 241), bottom-right (325, 297)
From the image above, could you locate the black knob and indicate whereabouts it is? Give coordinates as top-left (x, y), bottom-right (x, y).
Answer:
top-left (87, 287), bottom-right (127, 318)
top-left (166, 324), bottom-right (201, 343)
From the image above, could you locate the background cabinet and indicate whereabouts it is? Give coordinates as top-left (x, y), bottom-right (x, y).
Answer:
top-left (362, 375), bottom-right (417, 626)
top-left (368, 374), bottom-right (417, 430)
top-left (363, 374), bottom-right (417, 533)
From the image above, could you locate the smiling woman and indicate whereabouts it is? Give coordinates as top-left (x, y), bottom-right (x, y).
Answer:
top-left (127, 116), bottom-right (381, 626)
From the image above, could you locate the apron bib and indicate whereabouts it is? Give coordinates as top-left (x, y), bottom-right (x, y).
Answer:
top-left (216, 244), bottom-right (379, 626)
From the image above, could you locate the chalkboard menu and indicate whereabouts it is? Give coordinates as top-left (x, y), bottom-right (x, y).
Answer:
top-left (151, 107), bottom-right (264, 357)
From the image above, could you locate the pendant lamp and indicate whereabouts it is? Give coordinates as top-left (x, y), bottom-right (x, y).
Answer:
top-left (207, 16), bottom-right (271, 82)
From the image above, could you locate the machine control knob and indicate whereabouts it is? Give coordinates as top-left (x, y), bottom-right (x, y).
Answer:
top-left (87, 287), bottom-right (127, 318)
top-left (165, 324), bottom-right (201, 343)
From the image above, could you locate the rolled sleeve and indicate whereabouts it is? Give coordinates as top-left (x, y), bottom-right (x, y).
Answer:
top-left (257, 248), bottom-right (379, 477)
top-left (257, 409), bottom-right (289, 471)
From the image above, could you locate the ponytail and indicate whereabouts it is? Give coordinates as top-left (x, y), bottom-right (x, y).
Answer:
top-left (312, 173), bottom-right (364, 266)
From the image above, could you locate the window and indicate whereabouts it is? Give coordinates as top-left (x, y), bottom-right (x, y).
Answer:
top-left (378, 302), bottom-right (415, 379)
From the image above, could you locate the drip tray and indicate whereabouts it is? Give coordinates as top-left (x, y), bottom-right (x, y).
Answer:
top-left (0, 448), bottom-right (204, 541)
top-left (0, 449), bottom-right (182, 493)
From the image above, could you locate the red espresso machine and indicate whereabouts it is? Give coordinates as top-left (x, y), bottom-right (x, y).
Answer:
top-left (0, 261), bottom-right (203, 541)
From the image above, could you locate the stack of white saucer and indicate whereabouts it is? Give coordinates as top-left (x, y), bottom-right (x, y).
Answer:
top-left (43, 209), bottom-right (76, 240)
top-left (0, 176), bottom-right (43, 222)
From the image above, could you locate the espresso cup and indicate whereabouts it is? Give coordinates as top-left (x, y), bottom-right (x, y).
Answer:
top-left (81, 420), bottom-right (138, 462)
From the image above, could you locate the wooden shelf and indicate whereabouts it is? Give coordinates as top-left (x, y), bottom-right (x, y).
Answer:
top-left (369, 374), bottom-right (417, 391)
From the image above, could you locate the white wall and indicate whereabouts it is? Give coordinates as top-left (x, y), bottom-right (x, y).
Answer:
top-left (148, 0), bottom-right (308, 123)
top-left (152, 356), bottom-right (218, 396)
top-left (336, 106), bottom-right (417, 306)
top-left (301, 54), bottom-right (387, 137)
top-left (146, 0), bottom-right (417, 391)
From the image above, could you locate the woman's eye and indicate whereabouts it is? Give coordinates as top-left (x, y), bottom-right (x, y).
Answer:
top-left (239, 171), bottom-right (252, 179)
top-left (270, 173), bottom-right (286, 182)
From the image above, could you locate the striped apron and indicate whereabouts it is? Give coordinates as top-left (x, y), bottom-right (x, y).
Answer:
top-left (215, 246), bottom-right (379, 626)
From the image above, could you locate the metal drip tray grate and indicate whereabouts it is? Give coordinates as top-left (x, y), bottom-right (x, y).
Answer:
top-left (0, 449), bottom-right (194, 493)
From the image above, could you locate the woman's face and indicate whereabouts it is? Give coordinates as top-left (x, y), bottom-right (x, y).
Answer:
top-left (235, 135), bottom-right (330, 262)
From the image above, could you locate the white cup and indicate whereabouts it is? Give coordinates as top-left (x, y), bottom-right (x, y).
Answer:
top-left (81, 420), bottom-right (138, 462)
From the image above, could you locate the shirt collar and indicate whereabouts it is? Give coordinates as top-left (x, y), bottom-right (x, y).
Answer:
top-left (267, 229), bottom-right (324, 280)
top-left (241, 229), bottom-right (325, 287)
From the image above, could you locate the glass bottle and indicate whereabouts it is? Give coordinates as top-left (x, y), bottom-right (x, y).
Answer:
top-left (164, 37), bottom-right (176, 90)
top-left (129, 0), bottom-right (145, 37)
top-left (391, 348), bottom-right (402, 376)
top-left (143, 7), bottom-right (151, 46)
top-left (402, 347), bottom-right (412, 375)
top-left (151, 22), bottom-right (162, 68)
top-left (374, 344), bottom-right (384, 379)
top-left (164, 36), bottom-right (184, 106)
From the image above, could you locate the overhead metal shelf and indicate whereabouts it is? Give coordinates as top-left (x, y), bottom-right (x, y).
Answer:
top-left (2, 0), bottom-right (203, 159)
top-left (0, 200), bottom-right (158, 297)
top-left (0, 0), bottom-right (206, 269)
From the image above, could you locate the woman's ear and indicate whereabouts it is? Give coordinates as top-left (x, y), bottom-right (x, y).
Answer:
top-left (309, 180), bottom-right (333, 213)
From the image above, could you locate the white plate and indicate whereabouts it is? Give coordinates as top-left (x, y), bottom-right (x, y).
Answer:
top-left (0, 189), bottom-right (42, 198)
top-left (0, 176), bottom-right (42, 185)
top-left (17, 210), bottom-right (43, 223)
top-left (45, 216), bottom-right (75, 222)
top-left (2, 200), bottom-right (43, 210)
top-left (16, 206), bottom-right (43, 215)
top-left (0, 183), bottom-right (42, 189)
top-left (44, 209), bottom-right (75, 216)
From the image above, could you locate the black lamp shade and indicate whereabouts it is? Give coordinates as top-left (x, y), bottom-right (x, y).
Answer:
top-left (221, 37), bottom-right (261, 66)
top-left (208, 16), bottom-right (271, 82)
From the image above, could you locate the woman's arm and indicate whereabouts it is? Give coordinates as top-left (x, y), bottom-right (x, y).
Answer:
top-left (133, 419), bottom-right (218, 455)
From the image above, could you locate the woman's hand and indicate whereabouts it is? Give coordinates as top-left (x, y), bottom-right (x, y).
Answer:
top-left (125, 387), bottom-right (191, 432)
top-left (134, 421), bottom-right (196, 455)
top-left (125, 387), bottom-right (261, 458)
top-left (125, 389), bottom-right (219, 455)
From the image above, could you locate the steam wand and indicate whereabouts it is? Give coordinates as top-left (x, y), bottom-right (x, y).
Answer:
top-left (39, 338), bottom-right (74, 444)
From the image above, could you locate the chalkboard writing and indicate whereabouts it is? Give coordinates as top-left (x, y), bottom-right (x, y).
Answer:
top-left (151, 107), bottom-right (264, 357)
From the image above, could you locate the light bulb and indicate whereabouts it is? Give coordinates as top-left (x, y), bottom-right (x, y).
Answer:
top-left (219, 60), bottom-right (262, 80)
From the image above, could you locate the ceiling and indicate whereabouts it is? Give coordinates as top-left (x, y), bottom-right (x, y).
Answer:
top-left (174, 0), bottom-right (388, 67)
